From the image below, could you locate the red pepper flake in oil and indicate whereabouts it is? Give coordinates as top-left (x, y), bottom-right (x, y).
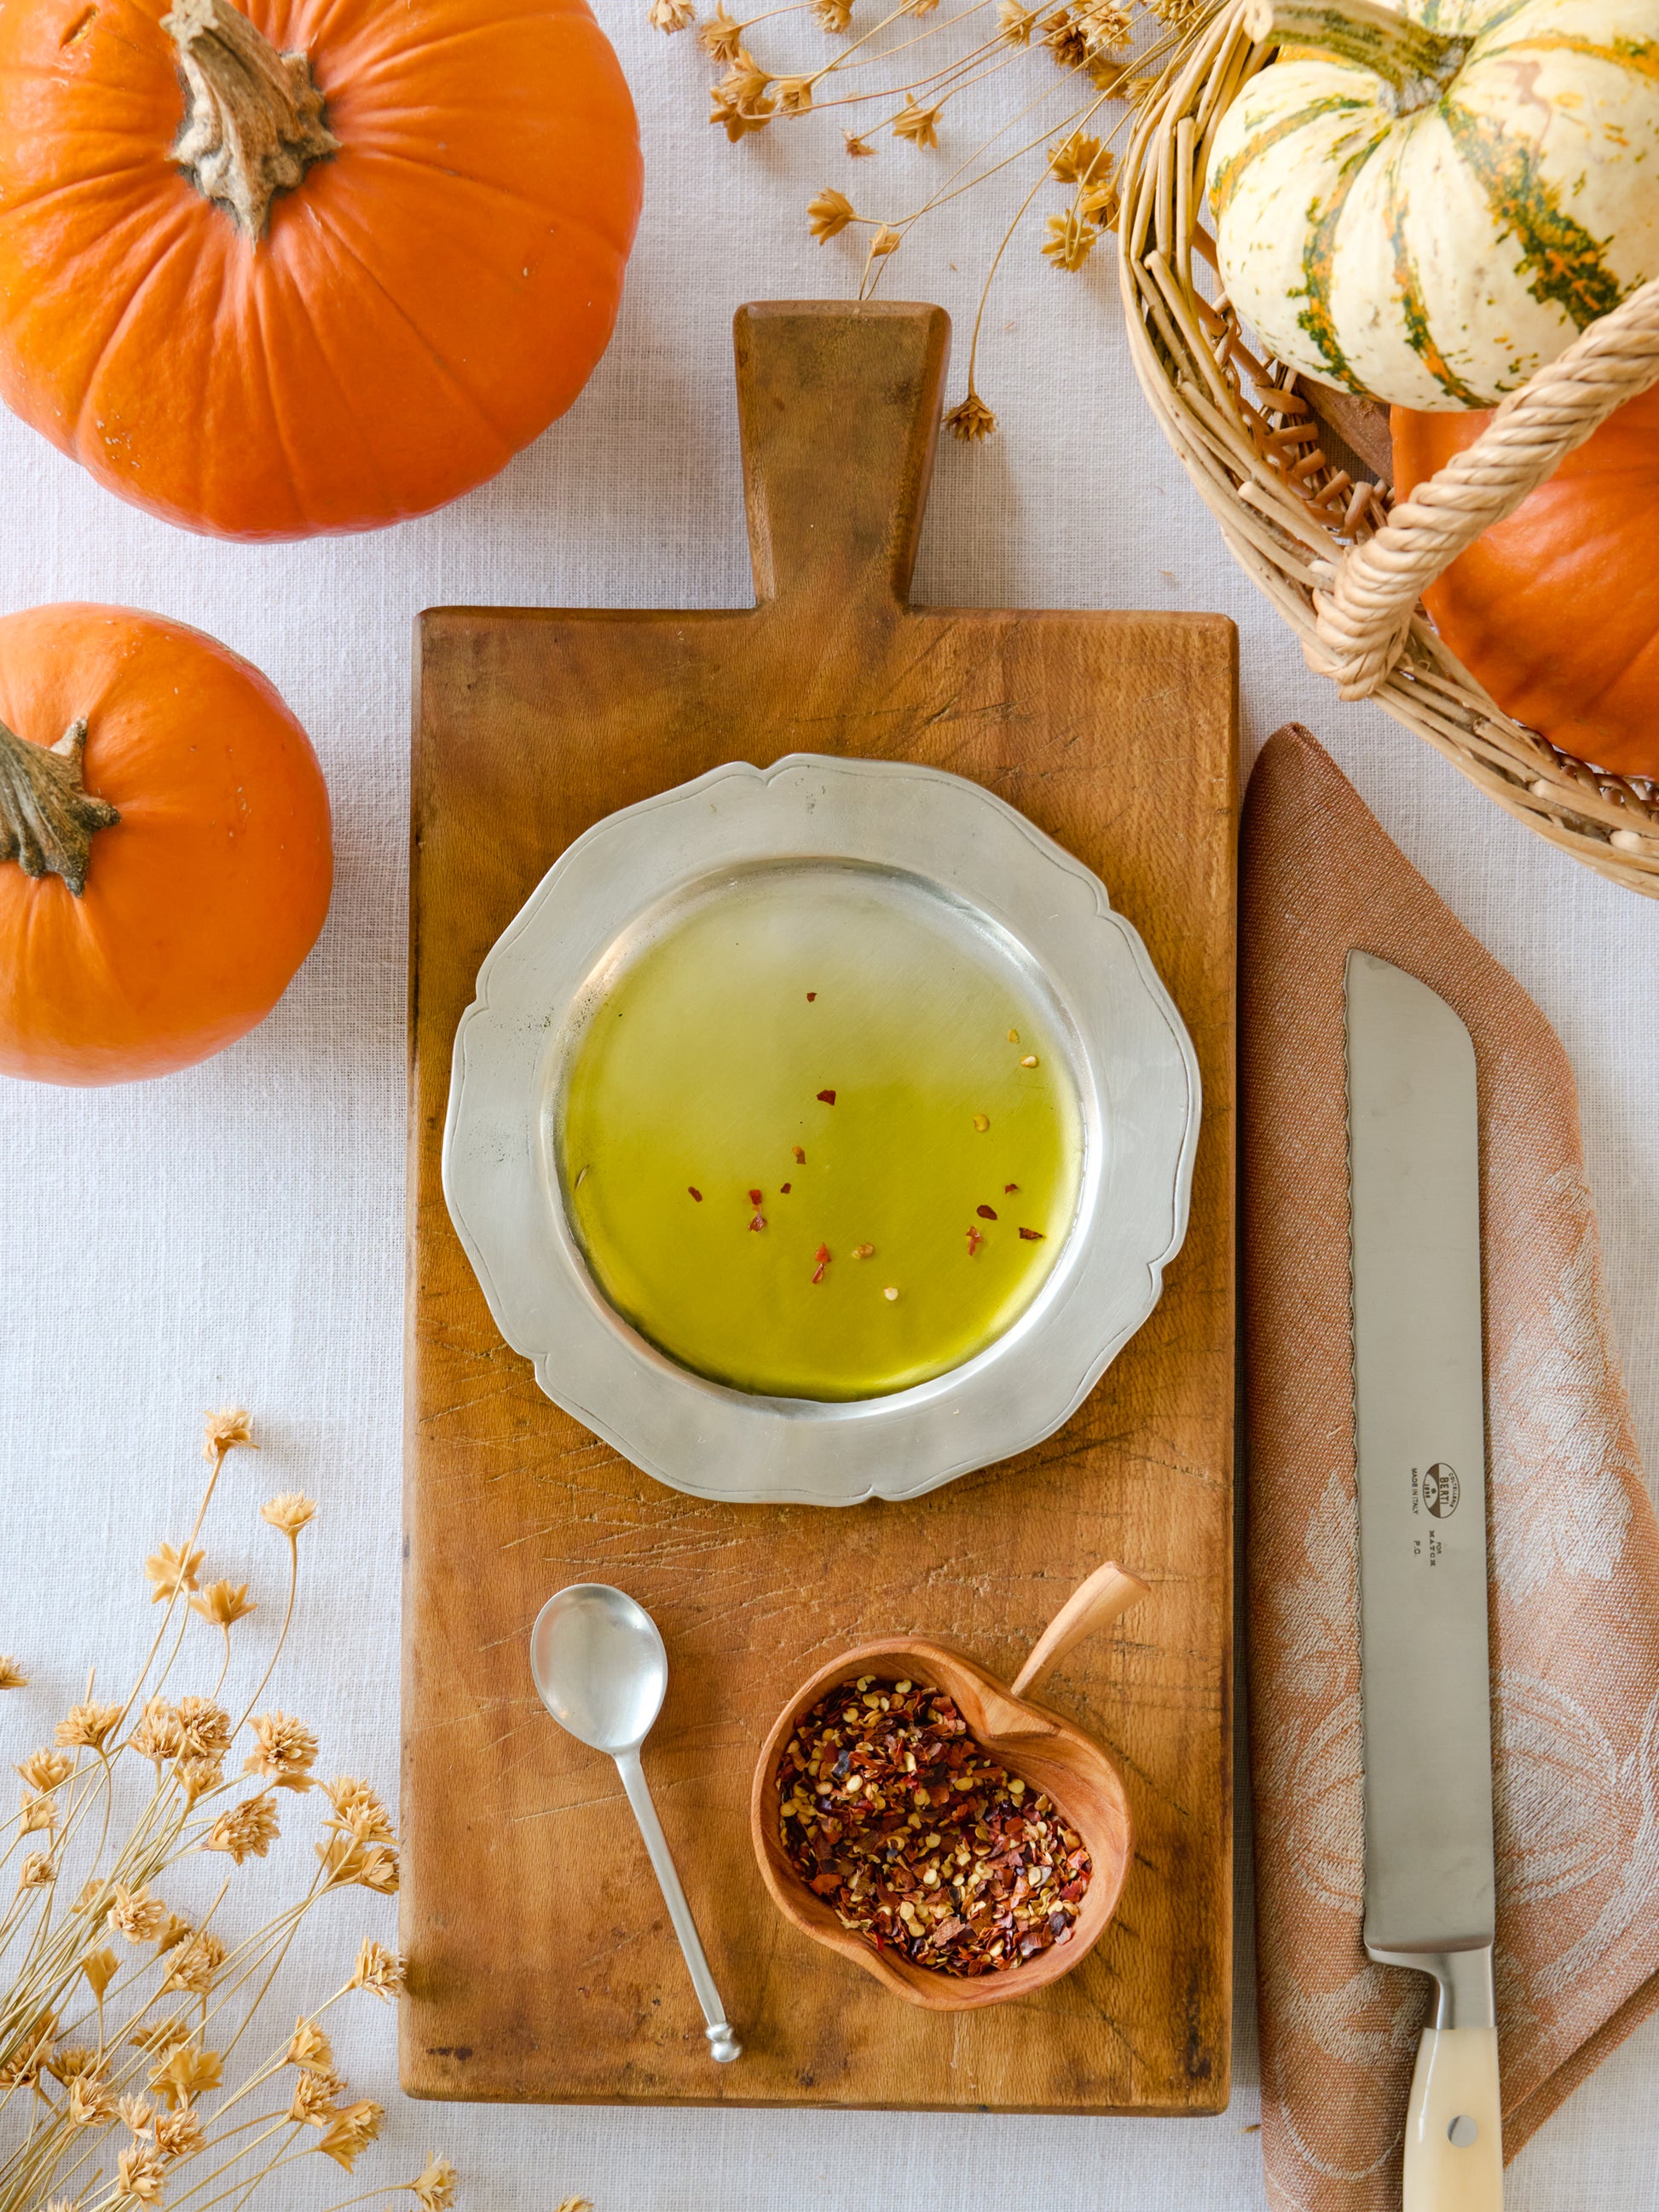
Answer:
top-left (817, 1089), bottom-right (836, 1106)
top-left (688, 1187), bottom-right (703, 1203)
top-left (776, 1678), bottom-right (1091, 1978)
top-left (749, 1214), bottom-right (767, 1233)
top-left (966, 1225), bottom-right (985, 1257)
top-left (852, 1244), bottom-right (875, 1259)
top-left (806, 991), bottom-right (818, 1002)
top-left (749, 1188), bottom-right (764, 1207)
top-left (976, 1204), bottom-right (997, 1222)
top-left (1019, 1227), bottom-right (1045, 1242)
top-left (792, 1146), bottom-right (806, 1164)
top-left (812, 1244), bottom-right (831, 1284)
top-left (781, 1182), bottom-right (792, 1194)
top-left (1004, 1182), bottom-right (1020, 1194)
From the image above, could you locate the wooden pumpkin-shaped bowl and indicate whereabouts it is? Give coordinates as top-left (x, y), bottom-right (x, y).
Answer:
top-left (749, 1564), bottom-right (1143, 2011)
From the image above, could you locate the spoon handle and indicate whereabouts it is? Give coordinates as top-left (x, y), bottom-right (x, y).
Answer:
top-left (614, 1747), bottom-right (742, 2063)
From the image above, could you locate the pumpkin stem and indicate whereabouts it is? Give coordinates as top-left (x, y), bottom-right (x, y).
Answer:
top-left (1244, 0), bottom-right (1468, 105)
top-left (162, 0), bottom-right (339, 241)
top-left (0, 719), bottom-right (119, 898)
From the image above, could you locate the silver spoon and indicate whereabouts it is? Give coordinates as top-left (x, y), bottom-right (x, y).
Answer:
top-left (529, 1583), bottom-right (741, 2064)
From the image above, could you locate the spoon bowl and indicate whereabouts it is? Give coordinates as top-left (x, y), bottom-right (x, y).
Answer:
top-left (530, 1582), bottom-right (668, 1753)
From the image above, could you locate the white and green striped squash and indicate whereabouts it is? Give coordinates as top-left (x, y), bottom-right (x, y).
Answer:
top-left (1205, 0), bottom-right (1659, 409)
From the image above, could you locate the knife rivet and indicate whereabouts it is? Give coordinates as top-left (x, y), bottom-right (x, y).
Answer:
top-left (1447, 2116), bottom-right (1479, 2148)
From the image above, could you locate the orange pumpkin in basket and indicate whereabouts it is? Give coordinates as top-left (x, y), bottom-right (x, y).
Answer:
top-left (1392, 392), bottom-right (1659, 783)
top-left (0, 604), bottom-right (332, 1084)
top-left (0, 0), bottom-right (642, 540)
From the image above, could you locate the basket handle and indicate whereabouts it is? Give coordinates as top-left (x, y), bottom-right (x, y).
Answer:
top-left (1309, 274), bottom-right (1659, 699)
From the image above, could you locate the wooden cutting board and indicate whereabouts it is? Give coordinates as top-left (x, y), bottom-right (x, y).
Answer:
top-left (402, 301), bottom-right (1237, 2113)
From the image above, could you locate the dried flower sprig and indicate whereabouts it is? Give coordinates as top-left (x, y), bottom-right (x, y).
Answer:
top-left (648, 0), bottom-right (1214, 430)
top-left (0, 1409), bottom-right (458, 2212)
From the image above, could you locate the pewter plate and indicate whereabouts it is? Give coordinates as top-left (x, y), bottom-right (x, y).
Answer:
top-left (442, 754), bottom-right (1200, 1506)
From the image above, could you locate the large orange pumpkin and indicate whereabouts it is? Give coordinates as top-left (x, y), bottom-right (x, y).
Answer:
top-left (1392, 391), bottom-right (1659, 782)
top-left (0, 0), bottom-right (642, 540)
top-left (0, 604), bottom-right (332, 1084)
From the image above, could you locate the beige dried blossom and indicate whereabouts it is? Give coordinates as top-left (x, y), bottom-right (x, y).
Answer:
top-left (17, 1746), bottom-right (72, 1793)
top-left (317, 1833), bottom-right (401, 1893)
top-left (1042, 205), bottom-right (1097, 269)
top-left (204, 1791), bottom-right (280, 1864)
top-left (944, 392), bottom-right (997, 442)
top-left (844, 130), bottom-right (875, 156)
top-left (324, 1775), bottom-right (396, 1842)
top-left (20, 1791), bottom-right (56, 1834)
top-left (130, 2019), bottom-right (193, 2054)
top-left (316, 2098), bottom-right (386, 2172)
top-left (49, 2044), bottom-right (98, 2082)
top-left (555, 2200), bottom-right (595, 2212)
top-left (1079, 176), bottom-right (1121, 229)
top-left (997, 0), bottom-right (1038, 41)
top-left (1042, 7), bottom-right (1090, 68)
top-left (260, 1491), bottom-right (317, 1538)
top-left (0, 2012), bottom-right (54, 2088)
top-left (290, 2067), bottom-right (344, 2125)
top-left (19, 1850), bottom-right (54, 1887)
top-left (119, 2094), bottom-right (155, 2134)
top-left (84, 1946), bottom-right (120, 2002)
top-left (161, 1930), bottom-right (227, 1995)
top-left (130, 1697), bottom-right (183, 1761)
top-left (648, 0), bottom-right (696, 26)
top-left (173, 1696), bottom-right (232, 1759)
top-left (812, 0), bottom-right (853, 26)
top-left (868, 223), bottom-right (902, 256)
top-left (245, 1709), bottom-right (318, 1788)
top-left (116, 2144), bottom-right (166, 2203)
top-left (153, 2041), bottom-right (223, 2110)
top-left (1074, 0), bottom-right (1131, 44)
top-left (286, 2015), bottom-right (336, 2071)
top-left (904, 0), bottom-right (941, 11)
top-left (807, 186), bottom-right (857, 241)
top-left (697, 2), bottom-right (744, 59)
top-left (1049, 128), bottom-right (1105, 182)
top-left (0, 1654), bottom-right (27, 1689)
top-left (175, 1756), bottom-right (224, 1805)
top-left (203, 1406), bottom-right (255, 1460)
top-left (154, 2105), bottom-right (206, 2162)
top-left (710, 82), bottom-right (772, 138)
top-left (68, 2070), bottom-right (119, 2126)
top-left (412, 2156), bottom-right (460, 2211)
top-left (775, 74), bottom-right (814, 114)
top-left (154, 1912), bottom-right (192, 1954)
top-left (189, 1578), bottom-right (256, 1630)
top-left (144, 1543), bottom-right (205, 1603)
top-left (350, 1938), bottom-right (406, 2001)
top-left (109, 1884), bottom-right (168, 1943)
top-left (892, 92), bottom-right (941, 147)
top-left (55, 1698), bottom-right (124, 1751)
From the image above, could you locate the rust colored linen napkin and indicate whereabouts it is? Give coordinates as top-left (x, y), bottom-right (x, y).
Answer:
top-left (1241, 725), bottom-right (1659, 2209)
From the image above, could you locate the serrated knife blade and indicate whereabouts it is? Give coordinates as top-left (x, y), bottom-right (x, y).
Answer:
top-left (1346, 951), bottom-right (1502, 2211)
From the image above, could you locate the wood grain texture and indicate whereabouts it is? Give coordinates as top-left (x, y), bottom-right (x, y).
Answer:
top-left (402, 300), bottom-right (1237, 2113)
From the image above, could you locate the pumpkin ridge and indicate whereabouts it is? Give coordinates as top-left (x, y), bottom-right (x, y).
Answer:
top-left (1476, 29), bottom-right (1659, 84)
top-left (1209, 90), bottom-right (1374, 222)
top-left (1382, 133), bottom-right (1486, 405)
top-left (290, 192), bottom-right (522, 451)
top-left (1294, 123), bottom-right (1392, 390)
top-left (67, 206), bottom-right (210, 459)
top-left (1438, 94), bottom-right (1624, 331)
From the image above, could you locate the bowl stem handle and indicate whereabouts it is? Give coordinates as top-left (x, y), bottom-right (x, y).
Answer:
top-left (1010, 1562), bottom-right (1149, 1697)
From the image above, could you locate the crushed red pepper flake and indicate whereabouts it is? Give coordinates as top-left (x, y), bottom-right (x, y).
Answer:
top-left (966, 1224), bottom-right (985, 1256)
top-left (1004, 1182), bottom-right (1020, 1194)
top-left (793, 1146), bottom-right (806, 1164)
top-left (781, 1182), bottom-right (792, 1194)
top-left (817, 1089), bottom-right (836, 1105)
top-left (749, 1188), bottom-right (764, 1206)
top-left (812, 1244), bottom-right (831, 1284)
top-left (977, 1204), bottom-right (997, 1222)
top-left (807, 991), bottom-right (818, 1002)
top-left (852, 1243), bottom-right (875, 1259)
top-left (1019, 1226), bottom-right (1045, 1241)
top-left (688, 1187), bottom-right (703, 1203)
top-left (749, 1214), bottom-right (767, 1232)
top-left (777, 1677), bottom-right (1090, 1978)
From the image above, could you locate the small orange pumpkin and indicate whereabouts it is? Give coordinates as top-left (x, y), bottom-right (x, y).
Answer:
top-left (0, 604), bottom-right (332, 1084)
top-left (1392, 392), bottom-right (1659, 782)
top-left (0, 0), bottom-right (642, 540)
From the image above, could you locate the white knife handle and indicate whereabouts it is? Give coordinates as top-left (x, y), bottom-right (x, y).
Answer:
top-left (1403, 2025), bottom-right (1502, 2212)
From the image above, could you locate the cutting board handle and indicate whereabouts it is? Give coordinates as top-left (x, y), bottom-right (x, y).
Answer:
top-left (733, 301), bottom-right (951, 616)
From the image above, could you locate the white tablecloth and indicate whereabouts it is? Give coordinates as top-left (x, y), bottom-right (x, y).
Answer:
top-left (3, 9), bottom-right (1656, 2204)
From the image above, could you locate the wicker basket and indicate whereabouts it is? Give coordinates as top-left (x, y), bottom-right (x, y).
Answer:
top-left (1118, 0), bottom-right (1659, 897)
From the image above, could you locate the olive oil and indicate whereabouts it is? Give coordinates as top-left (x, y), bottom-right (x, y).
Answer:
top-left (558, 868), bottom-right (1082, 1400)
